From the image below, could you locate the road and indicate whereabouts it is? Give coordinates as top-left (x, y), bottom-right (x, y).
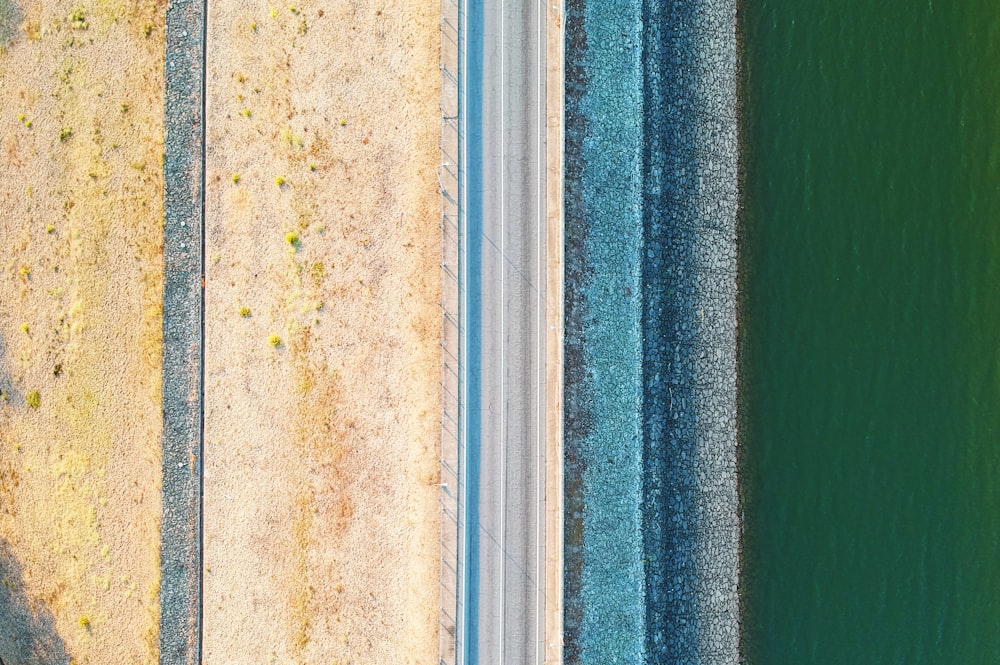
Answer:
top-left (458, 0), bottom-right (548, 661)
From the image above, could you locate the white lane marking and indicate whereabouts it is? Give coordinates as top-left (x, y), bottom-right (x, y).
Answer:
top-left (498, 0), bottom-right (507, 660)
top-left (535, 0), bottom-right (545, 660)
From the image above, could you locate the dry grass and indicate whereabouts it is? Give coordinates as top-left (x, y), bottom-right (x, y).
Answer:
top-left (0, 0), bottom-right (165, 662)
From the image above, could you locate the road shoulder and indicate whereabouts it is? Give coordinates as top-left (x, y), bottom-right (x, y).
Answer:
top-left (545, 0), bottom-right (564, 662)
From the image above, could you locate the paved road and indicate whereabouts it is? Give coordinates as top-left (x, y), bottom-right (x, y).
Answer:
top-left (458, 0), bottom-right (548, 662)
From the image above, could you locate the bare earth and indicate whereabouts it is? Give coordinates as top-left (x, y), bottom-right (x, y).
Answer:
top-left (0, 0), bottom-right (166, 663)
top-left (202, 0), bottom-right (441, 662)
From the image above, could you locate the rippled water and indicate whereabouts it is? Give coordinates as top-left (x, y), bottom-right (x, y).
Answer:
top-left (740, 2), bottom-right (1000, 661)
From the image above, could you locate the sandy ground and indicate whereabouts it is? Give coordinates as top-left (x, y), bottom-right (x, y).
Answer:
top-left (0, 0), bottom-right (166, 663)
top-left (202, 0), bottom-right (441, 662)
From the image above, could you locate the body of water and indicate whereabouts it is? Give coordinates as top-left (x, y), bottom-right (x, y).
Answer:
top-left (740, 2), bottom-right (1000, 661)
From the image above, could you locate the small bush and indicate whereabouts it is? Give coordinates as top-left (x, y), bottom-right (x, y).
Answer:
top-left (26, 390), bottom-right (40, 409)
top-left (68, 7), bottom-right (88, 30)
top-left (268, 334), bottom-right (282, 348)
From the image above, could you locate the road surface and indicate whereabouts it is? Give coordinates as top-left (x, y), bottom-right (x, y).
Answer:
top-left (458, 0), bottom-right (549, 662)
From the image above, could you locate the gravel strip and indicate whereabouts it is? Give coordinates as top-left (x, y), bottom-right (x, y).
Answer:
top-left (159, 0), bottom-right (205, 661)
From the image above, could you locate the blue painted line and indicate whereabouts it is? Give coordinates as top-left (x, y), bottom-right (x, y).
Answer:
top-left (461, 0), bottom-right (485, 661)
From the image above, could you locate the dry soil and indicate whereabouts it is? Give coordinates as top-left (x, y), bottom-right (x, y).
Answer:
top-left (0, 0), bottom-right (166, 662)
top-left (202, 0), bottom-right (442, 663)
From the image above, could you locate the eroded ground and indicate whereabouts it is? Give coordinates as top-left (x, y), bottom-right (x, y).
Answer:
top-left (0, 0), bottom-right (165, 662)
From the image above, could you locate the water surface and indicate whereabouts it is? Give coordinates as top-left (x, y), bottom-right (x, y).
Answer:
top-left (741, 2), bottom-right (1000, 661)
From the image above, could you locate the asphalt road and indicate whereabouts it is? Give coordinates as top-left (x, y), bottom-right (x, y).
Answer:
top-left (459, 0), bottom-right (548, 662)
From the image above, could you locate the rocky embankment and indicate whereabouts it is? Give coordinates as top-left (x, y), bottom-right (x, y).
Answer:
top-left (564, 0), bottom-right (739, 660)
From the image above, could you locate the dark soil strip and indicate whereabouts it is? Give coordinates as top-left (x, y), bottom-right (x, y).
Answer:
top-left (560, 0), bottom-right (591, 657)
top-left (159, 0), bottom-right (206, 661)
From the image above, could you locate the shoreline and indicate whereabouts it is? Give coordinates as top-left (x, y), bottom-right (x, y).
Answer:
top-left (639, 0), bottom-right (740, 659)
top-left (563, 0), bottom-right (740, 660)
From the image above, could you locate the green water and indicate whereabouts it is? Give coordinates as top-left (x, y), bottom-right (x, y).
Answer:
top-left (740, 2), bottom-right (1000, 662)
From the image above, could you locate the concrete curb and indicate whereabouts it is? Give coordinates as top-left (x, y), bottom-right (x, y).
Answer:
top-left (544, 0), bottom-right (565, 661)
top-left (159, 0), bottom-right (205, 661)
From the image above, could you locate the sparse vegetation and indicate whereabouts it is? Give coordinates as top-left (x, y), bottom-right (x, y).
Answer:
top-left (309, 262), bottom-right (324, 284)
top-left (231, 173), bottom-right (241, 184)
top-left (1, 0), bottom-right (171, 653)
top-left (281, 127), bottom-right (304, 149)
top-left (68, 7), bottom-right (88, 30)
top-left (268, 334), bottom-right (282, 348)
top-left (285, 231), bottom-right (299, 247)
top-left (239, 306), bottom-right (251, 317)
top-left (275, 175), bottom-right (286, 187)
